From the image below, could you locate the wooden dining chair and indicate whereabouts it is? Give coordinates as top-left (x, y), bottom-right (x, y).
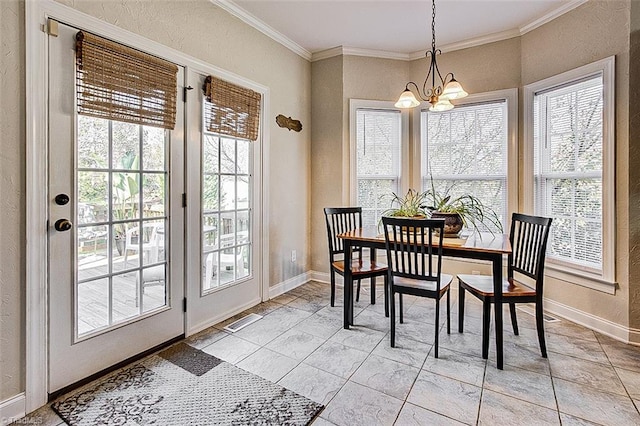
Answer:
top-left (381, 216), bottom-right (453, 358)
top-left (457, 213), bottom-right (553, 361)
top-left (324, 207), bottom-right (388, 315)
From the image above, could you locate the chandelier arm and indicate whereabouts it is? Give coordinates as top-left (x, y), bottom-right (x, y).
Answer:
top-left (405, 81), bottom-right (430, 102)
top-left (431, 49), bottom-right (445, 95)
top-left (442, 72), bottom-right (455, 87)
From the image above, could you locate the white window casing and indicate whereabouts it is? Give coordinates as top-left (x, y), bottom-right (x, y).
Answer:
top-left (524, 56), bottom-right (616, 293)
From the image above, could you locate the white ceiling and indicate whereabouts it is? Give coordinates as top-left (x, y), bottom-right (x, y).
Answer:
top-left (222, 0), bottom-right (586, 59)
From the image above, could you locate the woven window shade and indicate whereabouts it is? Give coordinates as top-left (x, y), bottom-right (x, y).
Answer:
top-left (75, 31), bottom-right (178, 129)
top-left (204, 76), bottom-right (261, 141)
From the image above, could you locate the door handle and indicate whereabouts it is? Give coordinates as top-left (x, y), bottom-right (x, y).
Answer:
top-left (54, 219), bottom-right (73, 232)
top-left (55, 193), bottom-right (70, 205)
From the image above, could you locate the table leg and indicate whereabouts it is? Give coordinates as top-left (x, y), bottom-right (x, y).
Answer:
top-left (343, 239), bottom-right (353, 329)
top-left (493, 254), bottom-right (504, 370)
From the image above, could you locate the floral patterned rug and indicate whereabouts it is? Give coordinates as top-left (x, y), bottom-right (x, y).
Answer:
top-left (51, 343), bottom-right (323, 425)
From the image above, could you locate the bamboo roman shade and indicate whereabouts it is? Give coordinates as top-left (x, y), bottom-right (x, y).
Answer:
top-left (204, 76), bottom-right (261, 141)
top-left (75, 31), bottom-right (178, 129)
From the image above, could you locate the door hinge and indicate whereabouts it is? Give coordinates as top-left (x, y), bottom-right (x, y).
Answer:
top-left (45, 19), bottom-right (59, 37)
top-left (183, 297), bottom-right (187, 312)
top-left (183, 86), bottom-right (194, 102)
top-left (182, 193), bottom-right (187, 207)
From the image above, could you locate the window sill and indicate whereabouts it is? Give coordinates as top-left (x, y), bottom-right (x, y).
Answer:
top-left (545, 263), bottom-right (617, 294)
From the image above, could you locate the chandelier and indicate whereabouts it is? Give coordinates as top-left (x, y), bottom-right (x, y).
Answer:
top-left (394, 0), bottom-right (468, 111)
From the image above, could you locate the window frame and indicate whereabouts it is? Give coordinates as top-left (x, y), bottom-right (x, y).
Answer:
top-left (349, 99), bottom-right (410, 223)
top-left (523, 56), bottom-right (616, 293)
top-left (414, 89), bottom-right (519, 233)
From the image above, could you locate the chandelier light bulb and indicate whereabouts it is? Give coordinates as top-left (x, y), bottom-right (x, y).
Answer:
top-left (441, 78), bottom-right (468, 100)
top-left (394, 89), bottom-right (421, 108)
top-left (429, 98), bottom-right (454, 112)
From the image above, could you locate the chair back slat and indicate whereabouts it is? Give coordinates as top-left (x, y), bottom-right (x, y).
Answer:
top-left (382, 217), bottom-right (446, 290)
top-left (509, 213), bottom-right (553, 293)
top-left (324, 207), bottom-right (363, 261)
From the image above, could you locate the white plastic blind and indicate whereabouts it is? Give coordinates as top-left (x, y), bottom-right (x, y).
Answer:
top-left (356, 109), bottom-right (402, 226)
top-left (422, 101), bottom-right (508, 232)
top-left (534, 75), bottom-right (603, 271)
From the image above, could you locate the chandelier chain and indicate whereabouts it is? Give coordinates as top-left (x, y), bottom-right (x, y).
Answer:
top-left (431, 0), bottom-right (436, 52)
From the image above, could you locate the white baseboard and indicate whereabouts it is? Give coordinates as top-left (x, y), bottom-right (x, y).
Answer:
top-left (309, 270), bottom-right (338, 285)
top-left (543, 297), bottom-right (635, 344)
top-left (269, 272), bottom-right (312, 298)
top-left (1, 393), bottom-right (25, 426)
top-left (187, 297), bottom-right (262, 336)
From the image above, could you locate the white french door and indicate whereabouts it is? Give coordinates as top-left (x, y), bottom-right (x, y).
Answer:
top-left (185, 72), bottom-right (262, 333)
top-left (48, 23), bottom-right (185, 393)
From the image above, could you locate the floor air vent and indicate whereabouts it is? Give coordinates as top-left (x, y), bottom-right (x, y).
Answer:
top-left (224, 313), bottom-right (263, 332)
top-left (516, 305), bottom-right (560, 323)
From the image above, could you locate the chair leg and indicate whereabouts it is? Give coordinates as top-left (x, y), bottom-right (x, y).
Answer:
top-left (446, 289), bottom-right (451, 335)
top-left (370, 277), bottom-right (376, 305)
top-left (399, 293), bottom-right (404, 324)
top-left (458, 285), bottom-right (466, 333)
top-left (535, 302), bottom-right (548, 358)
top-left (509, 303), bottom-right (519, 335)
top-left (356, 279), bottom-right (361, 302)
top-left (390, 291), bottom-right (396, 348)
top-left (434, 295), bottom-right (441, 358)
top-left (384, 275), bottom-right (389, 318)
top-left (330, 270), bottom-right (336, 307)
top-left (482, 301), bottom-right (491, 359)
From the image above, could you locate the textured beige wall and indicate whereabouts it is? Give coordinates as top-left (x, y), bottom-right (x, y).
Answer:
top-left (629, 0), bottom-right (640, 330)
top-left (521, 0), bottom-right (631, 326)
top-left (310, 56), bottom-right (344, 273)
top-left (1, 0), bottom-right (310, 401)
top-left (0, 0), bottom-right (26, 402)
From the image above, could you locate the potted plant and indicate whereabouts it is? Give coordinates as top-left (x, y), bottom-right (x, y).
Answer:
top-left (382, 185), bottom-right (503, 236)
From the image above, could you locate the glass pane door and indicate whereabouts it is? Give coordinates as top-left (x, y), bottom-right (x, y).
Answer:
top-left (201, 134), bottom-right (252, 293)
top-left (76, 116), bottom-right (169, 338)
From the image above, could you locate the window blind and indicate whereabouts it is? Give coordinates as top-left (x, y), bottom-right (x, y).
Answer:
top-left (356, 109), bottom-right (402, 227)
top-left (534, 75), bottom-right (603, 271)
top-left (75, 31), bottom-right (178, 130)
top-left (422, 101), bottom-right (508, 232)
top-left (203, 76), bottom-right (261, 141)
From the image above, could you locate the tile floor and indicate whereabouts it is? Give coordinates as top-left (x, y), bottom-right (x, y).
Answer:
top-left (13, 280), bottom-right (640, 426)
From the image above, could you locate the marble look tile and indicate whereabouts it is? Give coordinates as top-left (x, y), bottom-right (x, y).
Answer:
top-left (272, 292), bottom-right (299, 305)
top-left (394, 403), bottom-right (466, 425)
top-left (246, 299), bottom-right (283, 316)
top-left (546, 333), bottom-right (609, 364)
top-left (304, 341), bottom-right (369, 379)
top-left (616, 367), bottom-right (640, 399)
top-left (8, 405), bottom-right (64, 426)
top-left (372, 334), bottom-right (432, 368)
top-left (329, 326), bottom-right (386, 353)
top-left (354, 309), bottom-right (391, 332)
top-left (312, 417), bottom-right (338, 426)
top-left (407, 371), bottom-right (482, 424)
top-left (233, 305), bottom-right (312, 345)
top-left (322, 381), bottom-right (403, 426)
top-left (543, 319), bottom-right (599, 342)
top-left (293, 308), bottom-right (344, 340)
top-left (265, 328), bottom-right (326, 361)
top-left (553, 377), bottom-right (640, 425)
top-left (484, 365), bottom-right (556, 409)
top-left (279, 363), bottom-right (346, 405)
top-left (478, 389), bottom-right (560, 426)
top-left (201, 334), bottom-right (260, 364)
top-left (438, 331), bottom-right (485, 358)
top-left (236, 347), bottom-right (299, 383)
top-left (184, 326), bottom-right (228, 350)
top-left (287, 295), bottom-right (328, 313)
top-left (392, 319), bottom-right (438, 345)
top-left (558, 413), bottom-right (603, 426)
top-left (350, 354), bottom-right (420, 400)
top-left (422, 347), bottom-right (487, 387)
top-left (549, 353), bottom-right (626, 395)
top-left (488, 340), bottom-right (550, 376)
top-left (598, 335), bottom-right (640, 372)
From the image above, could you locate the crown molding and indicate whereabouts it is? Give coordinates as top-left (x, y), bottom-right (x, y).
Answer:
top-left (211, 0), bottom-right (312, 61)
top-left (520, 0), bottom-right (588, 35)
top-left (312, 46), bottom-right (412, 62)
top-left (409, 28), bottom-right (521, 59)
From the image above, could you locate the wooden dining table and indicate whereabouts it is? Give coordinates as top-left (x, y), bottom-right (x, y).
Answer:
top-left (338, 226), bottom-right (512, 370)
